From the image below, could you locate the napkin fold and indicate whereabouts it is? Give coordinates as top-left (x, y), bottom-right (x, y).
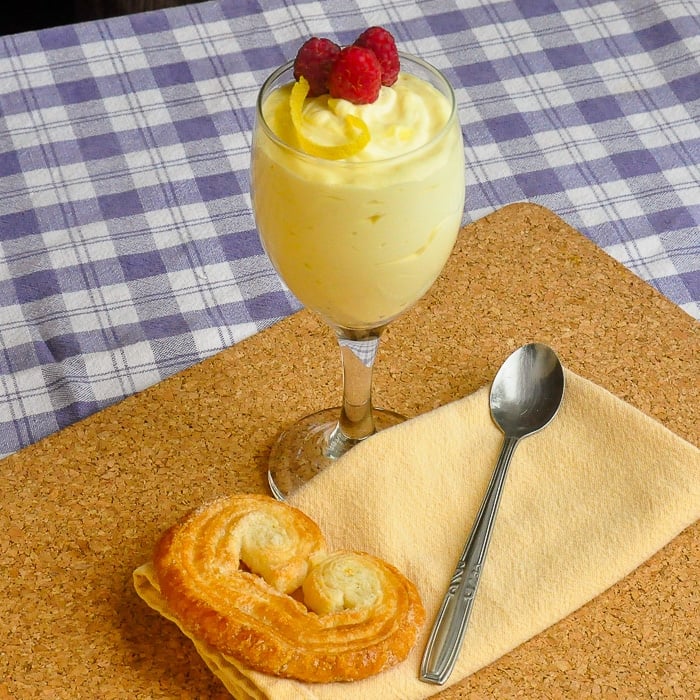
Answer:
top-left (134, 369), bottom-right (700, 699)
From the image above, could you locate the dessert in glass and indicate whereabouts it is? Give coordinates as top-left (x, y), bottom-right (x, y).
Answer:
top-left (251, 29), bottom-right (465, 498)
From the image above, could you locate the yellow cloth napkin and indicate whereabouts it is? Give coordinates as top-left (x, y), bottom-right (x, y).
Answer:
top-left (133, 369), bottom-right (700, 699)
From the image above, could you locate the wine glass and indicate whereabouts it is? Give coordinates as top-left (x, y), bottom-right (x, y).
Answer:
top-left (251, 53), bottom-right (465, 499)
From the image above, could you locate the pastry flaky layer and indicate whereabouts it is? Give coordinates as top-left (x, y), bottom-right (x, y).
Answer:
top-left (152, 493), bottom-right (425, 683)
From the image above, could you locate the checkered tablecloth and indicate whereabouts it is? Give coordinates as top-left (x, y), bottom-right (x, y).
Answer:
top-left (1, 0), bottom-right (698, 459)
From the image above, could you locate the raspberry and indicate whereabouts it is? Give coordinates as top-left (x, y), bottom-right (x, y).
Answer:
top-left (293, 37), bottom-right (341, 97)
top-left (327, 46), bottom-right (382, 105)
top-left (354, 26), bottom-right (400, 86)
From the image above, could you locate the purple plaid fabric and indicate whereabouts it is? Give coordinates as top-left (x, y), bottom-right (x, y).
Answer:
top-left (0, 0), bottom-right (698, 459)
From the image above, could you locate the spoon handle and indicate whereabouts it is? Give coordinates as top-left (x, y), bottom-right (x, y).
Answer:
top-left (420, 435), bottom-right (519, 685)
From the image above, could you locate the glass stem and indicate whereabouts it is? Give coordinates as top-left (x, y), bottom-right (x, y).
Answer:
top-left (324, 328), bottom-right (383, 459)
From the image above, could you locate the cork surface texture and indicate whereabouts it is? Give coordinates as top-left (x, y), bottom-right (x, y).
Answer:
top-left (1, 203), bottom-right (698, 699)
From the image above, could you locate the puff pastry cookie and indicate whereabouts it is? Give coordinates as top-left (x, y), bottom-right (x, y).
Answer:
top-left (151, 493), bottom-right (425, 683)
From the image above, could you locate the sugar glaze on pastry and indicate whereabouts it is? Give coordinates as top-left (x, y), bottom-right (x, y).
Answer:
top-left (152, 493), bottom-right (425, 683)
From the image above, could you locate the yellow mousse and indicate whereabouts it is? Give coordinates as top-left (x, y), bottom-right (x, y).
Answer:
top-left (251, 71), bottom-right (465, 330)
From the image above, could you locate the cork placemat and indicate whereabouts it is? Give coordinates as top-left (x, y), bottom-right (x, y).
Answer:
top-left (1, 203), bottom-right (698, 699)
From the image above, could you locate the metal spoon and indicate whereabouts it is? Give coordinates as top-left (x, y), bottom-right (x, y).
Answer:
top-left (420, 343), bottom-right (565, 685)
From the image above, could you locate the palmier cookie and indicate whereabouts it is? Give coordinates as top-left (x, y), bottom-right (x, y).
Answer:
top-left (153, 493), bottom-right (425, 683)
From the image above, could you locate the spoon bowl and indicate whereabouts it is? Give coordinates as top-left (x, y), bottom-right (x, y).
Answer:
top-left (490, 343), bottom-right (565, 438)
top-left (420, 343), bottom-right (565, 685)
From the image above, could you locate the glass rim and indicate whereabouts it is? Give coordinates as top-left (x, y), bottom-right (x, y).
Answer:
top-left (254, 51), bottom-right (459, 167)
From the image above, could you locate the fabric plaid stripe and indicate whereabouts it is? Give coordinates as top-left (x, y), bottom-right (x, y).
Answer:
top-left (0, 0), bottom-right (698, 458)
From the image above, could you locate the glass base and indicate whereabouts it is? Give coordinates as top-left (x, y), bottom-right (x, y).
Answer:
top-left (267, 407), bottom-right (405, 500)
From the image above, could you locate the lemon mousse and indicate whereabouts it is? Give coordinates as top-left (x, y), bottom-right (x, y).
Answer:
top-left (251, 61), bottom-right (465, 330)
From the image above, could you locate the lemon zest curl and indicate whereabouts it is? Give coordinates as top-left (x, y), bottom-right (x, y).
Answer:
top-left (290, 77), bottom-right (370, 160)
